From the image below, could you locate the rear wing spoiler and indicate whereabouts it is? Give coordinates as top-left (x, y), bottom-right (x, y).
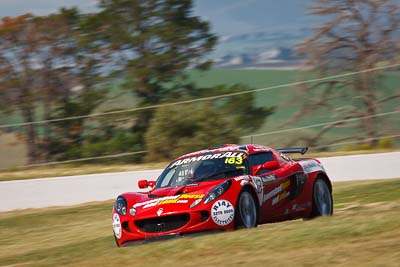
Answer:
top-left (277, 147), bottom-right (308, 155)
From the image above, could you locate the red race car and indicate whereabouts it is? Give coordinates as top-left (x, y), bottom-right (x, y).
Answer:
top-left (112, 144), bottom-right (333, 247)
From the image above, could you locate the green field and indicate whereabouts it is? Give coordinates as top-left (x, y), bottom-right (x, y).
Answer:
top-left (187, 69), bottom-right (400, 145)
top-left (1, 68), bottom-right (399, 168)
top-left (1, 178), bottom-right (400, 267)
top-left (0, 132), bottom-right (27, 169)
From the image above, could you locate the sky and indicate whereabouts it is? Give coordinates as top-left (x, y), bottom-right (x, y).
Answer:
top-left (2, 0), bottom-right (400, 36)
top-left (0, 0), bottom-right (315, 37)
top-left (0, 0), bottom-right (98, 18)
top-left (194, 0), bottom-right (316, 35)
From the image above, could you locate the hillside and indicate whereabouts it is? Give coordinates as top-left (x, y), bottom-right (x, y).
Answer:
top-left (1, 69), bottom-right (398, 168)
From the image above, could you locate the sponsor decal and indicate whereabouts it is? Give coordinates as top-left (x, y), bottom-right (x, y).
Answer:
top-left (179, 194), bottom-right (204, 199)
top-left (142, 201), bottom-right (158, 209)
top-left (133, 194), bottom-right (204, 209)
top-left (234, 175), bottom-right (248, 181)
top-left (158, 199), bottom-right (188, 205)
top-left (211, 200), bottom-right (235, 226)
top-left (224, 157), bottom-right (243, 165)
top-left (133, 196), bottom-right (175, 208)
top-left (217, 146), bottom-right (241, 152)
top-left (186, 183), bottom-right (199, 187)
top-left (251, 176), bottom-right (263, 194)
top-left (112, 213), bottom-right (122, 239)
top-left (240, 180), bottom-right (249, 187)
top-left (264, 180), bottom-right (291, 201)
top-left (157, 208), bottom-right (163, 216)
top-left (170, 152), bottom-right (245, 168)
top-left (272, 191), bottom-right (290, 206)
top-left (261, 174), bottom-right (277, 184)
top-left (252, 145), bottom-right (267, 151)
top-left (249, 176), bottom-right (264, 204)
top-left (299, 160), bottom-right (324, 174)
top-left (234, 176), bottom-right (263, 202)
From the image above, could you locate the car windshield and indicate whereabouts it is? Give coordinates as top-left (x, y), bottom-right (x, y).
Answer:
top-left (155, 151), bottom-right (249, 188)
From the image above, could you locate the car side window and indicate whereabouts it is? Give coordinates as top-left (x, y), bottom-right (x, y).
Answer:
top-left (277, 152), bottom-right (291, 164)
top-left (249, 152), bottom-right (275, 175)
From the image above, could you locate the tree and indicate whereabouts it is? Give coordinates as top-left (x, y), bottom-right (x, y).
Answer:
top-left (86, 0), bottom-right (217, 142)
top-left (0, 15), bottom-right (43, 163)
top-left (294, 0), bottom-right (400, 148)
top-left (145, 84), bottom-right (274, 161)
top-left (0, 11), bottom-right (107, 164)
top-left (193, 84), bottom-right (275, 133)
top-left (145, 102), bottom-right (240, 161)
top-left (33, 10), bottom-right (89, 161)
top-left (41, 9), bottom-right (108, 161)
top-left (47, 88), bottom-right (107, 161)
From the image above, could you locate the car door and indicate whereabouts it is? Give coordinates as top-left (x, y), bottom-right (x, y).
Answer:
top-left (249, 151), bottom-right (297, 222)
top-left (272, 152), bottom-right (310, 220)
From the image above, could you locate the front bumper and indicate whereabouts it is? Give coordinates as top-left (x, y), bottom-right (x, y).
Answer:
top-left (113, 209), bottom-right (232, 247)
top-left (120, 230), bottom-right (224, 247)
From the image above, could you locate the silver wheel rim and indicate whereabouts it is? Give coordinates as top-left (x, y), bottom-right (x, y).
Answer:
top-left (314, 179), bottom-right (332, 215)
top-left (239, 192), bottom-right (257, 227)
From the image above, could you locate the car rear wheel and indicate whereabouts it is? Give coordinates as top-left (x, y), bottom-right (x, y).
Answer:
top-left (236, 190), bottom-right (258, 228)
top-left (311, 178), bottom-right (333, 217)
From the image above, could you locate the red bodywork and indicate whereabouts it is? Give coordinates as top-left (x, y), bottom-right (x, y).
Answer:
top-left (112, 144), bottom-right (332, 247)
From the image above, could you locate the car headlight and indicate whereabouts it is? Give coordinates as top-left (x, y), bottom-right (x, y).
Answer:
top-left (204, 180), bottom-right (232, 204)
top-left (114, 196), bottom-right (127, 216)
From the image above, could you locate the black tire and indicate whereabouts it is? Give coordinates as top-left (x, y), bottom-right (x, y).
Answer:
top-left (114, 234), bottom-right (120, 248)
top-left (311, 178), bottom-right (333, 217)
top-left (235, 189), bottom-right (258, 228)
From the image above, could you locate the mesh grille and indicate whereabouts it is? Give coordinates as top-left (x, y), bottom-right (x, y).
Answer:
top-left (200, 211), bottom-right (209, 222)
top-left (135, 214), bottom-right (190, 233)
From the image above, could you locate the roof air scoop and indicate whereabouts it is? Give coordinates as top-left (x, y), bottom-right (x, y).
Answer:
top-left (207, 144), bottom-right (238, 150)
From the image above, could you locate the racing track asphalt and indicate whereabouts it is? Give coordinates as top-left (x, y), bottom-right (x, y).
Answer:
top-left (0, 152), bottom-right (399, 212)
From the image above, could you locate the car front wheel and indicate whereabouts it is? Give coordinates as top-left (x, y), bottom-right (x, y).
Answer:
top-left (114, 234), bottom-right (120, 247)
top-left (236, 190), bottom-right (258, 228)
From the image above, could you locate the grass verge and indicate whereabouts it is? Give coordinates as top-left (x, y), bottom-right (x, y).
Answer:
top-left (0, 178), bottom-right (400, 266)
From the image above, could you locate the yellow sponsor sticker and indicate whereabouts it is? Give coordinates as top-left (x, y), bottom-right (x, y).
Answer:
top-left (158, 199), bottom-right (179, 205)
top-left (281, 180), bottom-right (290, 190)
top-left (157, 194), bottom-right (204, 205)
top-left (224, 157), bottom-right (243, 165)
top-left (179, 194), bottom-right (204, 199)
top-left (278, 191), bottom-right (287, 201)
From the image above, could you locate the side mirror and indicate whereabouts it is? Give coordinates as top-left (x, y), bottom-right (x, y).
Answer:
top-left (262, 161), bottom-right (280, 170)
top-left (138, 180), bottom-right (148, 189)
top-left (138, 180), bottom-right (156, 189)
top-left (252, 161), bottom-right (280, 175)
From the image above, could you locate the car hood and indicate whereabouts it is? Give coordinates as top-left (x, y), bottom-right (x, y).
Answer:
top-left (121, 180), bottom-right (225, 216)
top-left (150, 180), bottom-right (220, 196)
